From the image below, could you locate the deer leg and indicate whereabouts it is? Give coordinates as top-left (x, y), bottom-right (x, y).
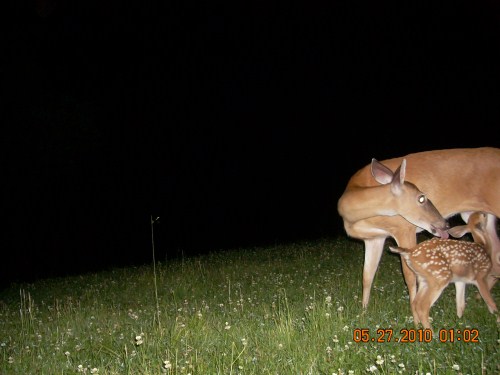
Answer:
top-left (401, 258), bottom-right (417, 304)
top-left (411, 283), bottom-right (425, 327)
top-left (454, 282), bottom-right (466, 318)
top-left (395, 231), bottom-right (419, 304)
top-left (415, 281), bottom-right (447, 332)
top-left (362, 237), bottom-right (386, 308)
top-left (476, 276), bottom-right (498, 314)
top-left (485, 214), bottom-right (500, 292)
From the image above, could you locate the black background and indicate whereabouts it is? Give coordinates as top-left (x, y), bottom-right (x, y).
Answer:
top-left (4, 0), bottom-right (500, 286)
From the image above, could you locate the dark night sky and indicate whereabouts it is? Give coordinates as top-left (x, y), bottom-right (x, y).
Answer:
top-left (3, 0), bottom-right (500, 286)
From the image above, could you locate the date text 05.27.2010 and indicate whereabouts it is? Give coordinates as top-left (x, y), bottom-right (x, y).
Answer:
top-left (353, 328), bottom-right (479, 343)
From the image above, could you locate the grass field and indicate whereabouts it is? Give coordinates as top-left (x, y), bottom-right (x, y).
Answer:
top-left (1, 237), bottom-right (499, 374)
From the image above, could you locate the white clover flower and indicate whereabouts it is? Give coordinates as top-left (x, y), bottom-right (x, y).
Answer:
top-left (326, 346), bottom-right (332, 355)
top-left (343, 325), bottom-right (349, 331)
top-left (90, 368), bottom-right (98, 374)
top-left (135, 335), bottom-right (143, 346)
top-left (452, 364), bottom-right (460, 371)
top-left (241, 338), bottom-right (247, 346)
top-left (367, 365), bottom-right (377, 372)
top-left (77, 364), bottom-right (84, 373)
top-left (65, 351), bottom-right (70, 357)
top-left (376, 355), bottom-right (384, 365)
top-left (332, 335), bottom-right (339, 343)
top-left (325, 296), bottom-right (332, 303)
top-left (325, 312), bottom-right (331, 318)
top-left (398, 363), bottom-right (405, 369)
top-left (337, 306), bottom-right (344, 312)
top-left (8, 356), bottom-right (14, 364)
top-left (224, 322), bottom-right (231, 330)
top-left (163, 360), bottom-right (172, 369)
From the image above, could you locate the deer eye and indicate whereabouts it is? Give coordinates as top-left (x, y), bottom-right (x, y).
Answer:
top-left (417, 194), bottom-right (426, 204)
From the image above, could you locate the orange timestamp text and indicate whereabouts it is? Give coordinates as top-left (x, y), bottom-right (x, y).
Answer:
top-left (353, 328), bottom-right (480, 343)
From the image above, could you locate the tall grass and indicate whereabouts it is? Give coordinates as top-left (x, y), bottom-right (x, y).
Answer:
top-left (0, 237), bottom-right (499, 374)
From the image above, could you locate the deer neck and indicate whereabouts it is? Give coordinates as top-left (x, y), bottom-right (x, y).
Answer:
top-left (338, 185), bottom-right (399, 223)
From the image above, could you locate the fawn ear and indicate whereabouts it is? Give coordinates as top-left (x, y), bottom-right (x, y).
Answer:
top-left (448, 225), bottom-right (470, 238)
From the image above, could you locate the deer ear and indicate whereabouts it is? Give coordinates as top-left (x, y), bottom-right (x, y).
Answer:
top-left (371, 159), bottom-right (395, 185)
top-left (390, 159), bottom-right (407, 196)
top-left (448, 225), bottom-right (470, 238)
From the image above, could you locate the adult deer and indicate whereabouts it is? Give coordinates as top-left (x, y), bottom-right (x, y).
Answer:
top-left (389, 211), bottom-right (498, 332)
top-left (337, 147), bottom-right (500, 310)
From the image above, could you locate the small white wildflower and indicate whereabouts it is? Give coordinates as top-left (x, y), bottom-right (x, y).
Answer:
top-left (224, 322), bottom-right (231, 330)
top-left (348, 371), bottom-right (354, 375)
top-left (241, 338), bottom-right (247, 346)
top-left (332, 335), bottom-right (339, 343)
top-left (326, 346), bottom-right (332, 355)
top-left (343, 325), bottom-right (349, 331)
top-left (8, 356), bottom-right (14, 364)
top-left (452, 364), bottom-right (460, 371)
top-left (278, 343), bottom-right (283, 349)
top-left (367, 365), bottom-right (377, 372)
top-left (398, 363), bottom-right (405, 369)
top-left (325, 296), bottom-right (332, 303)
top-left (376, 355), bottom-right (384, 365)
top-left (337, 306), bottom-right (344, 312)
top-left (163, 360), bottom-right (172, 369)
top-left (135, 335), bottom-right (143, 345)
top-left (325, 312), bottom-right (331, 318)
top-left (90, 368), bottom-right (98, 374)
top-left (77, 364), bottom-right (84, 373)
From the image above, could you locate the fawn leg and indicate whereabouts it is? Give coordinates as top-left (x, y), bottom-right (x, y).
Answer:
top-left (415, 282), bottom-right (447, 331)
top-left (454, 282), bottom-right (466, 318)
top-left (476, 276), bottom-right (498, 314)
